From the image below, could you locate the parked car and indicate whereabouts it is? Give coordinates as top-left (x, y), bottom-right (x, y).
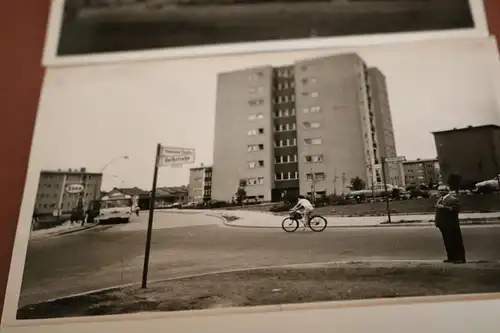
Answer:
top-left (474, 176), bottom-right (500, 193)
top-left (181, 202), bottom-right (198, 209)
top-left (165, 202), bottom-right (182, 209)
top-left (346, 184), bottom-right (399, 202)
top-left (407, 185), bottom-right (431, 199)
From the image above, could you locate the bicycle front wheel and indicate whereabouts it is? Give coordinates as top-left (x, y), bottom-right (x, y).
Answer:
top-left (282, 217), bottom-right (299, 232)
top-left (308, 215), bottom-right (327, 232)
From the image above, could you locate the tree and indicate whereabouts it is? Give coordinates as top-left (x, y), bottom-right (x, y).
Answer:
top-left (235, 179), bottom-right (247, 205)
top-left (447, 173), bottom-right (462, 191)
top-left (350, 177), bottom-right (366, 191)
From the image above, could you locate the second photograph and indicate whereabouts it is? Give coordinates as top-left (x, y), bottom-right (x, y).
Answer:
top-left (12, 36), bottom-right (500, 322)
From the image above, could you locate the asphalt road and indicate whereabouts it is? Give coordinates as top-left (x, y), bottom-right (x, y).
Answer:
top-left (18, 212), bottom-right (500, 307)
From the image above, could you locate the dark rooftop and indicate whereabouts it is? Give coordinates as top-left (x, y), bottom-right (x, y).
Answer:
top-left (432, 124), bottom-right (500, 135)
top-left (113, 187), bottom-right (149, 196)
top-left (403, 158), bottom-right (438, 164)
top-left (41, 168), bottom-right (102, 176)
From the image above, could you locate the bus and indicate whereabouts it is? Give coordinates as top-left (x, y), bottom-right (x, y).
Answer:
top-left (99, 193), bottom-right (133, 223)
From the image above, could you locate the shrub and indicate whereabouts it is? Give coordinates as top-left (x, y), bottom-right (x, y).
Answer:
top-left (270, 202), bottom-right (293, 212)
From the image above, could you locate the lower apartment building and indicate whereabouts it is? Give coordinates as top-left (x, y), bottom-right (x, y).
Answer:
top-left (212, 53), bottom-right (399, 202)
top-left (34, 168), bottom-right (103, 215)
top-left (433, 124), bottom-right (500, 187)
top-left (402, 158), bottom-right (441, 187)
top-left (188, 165), bottom-right (213, 202)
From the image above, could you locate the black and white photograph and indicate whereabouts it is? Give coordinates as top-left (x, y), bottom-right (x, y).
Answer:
top-left (8, 36), bottom-right (500, 321)
top-left (54, 0), bottom-right (480, 58)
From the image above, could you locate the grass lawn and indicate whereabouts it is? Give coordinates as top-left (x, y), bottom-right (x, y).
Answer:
top-left (17, 262), bottom-right (500, 319)
top-left (58, 0), bottom-right (473, 55)
top-left (234, 195), bottom-right (500, 218)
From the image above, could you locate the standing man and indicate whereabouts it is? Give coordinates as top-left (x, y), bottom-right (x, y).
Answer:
top-left (434, 173), bottom-right (466, 264)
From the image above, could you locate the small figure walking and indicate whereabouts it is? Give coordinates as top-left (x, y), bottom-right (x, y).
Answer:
top-left (434, 173), bottom-right (466, 264)
top-left (31, 208), bottom-right (39, 231)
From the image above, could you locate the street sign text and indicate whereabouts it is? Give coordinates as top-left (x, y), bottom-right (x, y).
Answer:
top-left (158, 146), bottom-right (195, 167)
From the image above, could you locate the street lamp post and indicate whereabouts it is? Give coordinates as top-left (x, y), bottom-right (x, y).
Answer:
top-left (95, 155), bottom-right (129, 200)
top-left (341, 172), bottom-right (346, 195)
top-left (332, 169), bottom-right (339, 196)
top-left (489, 136), bottom-right (500, 191)
top-left (309, 168), bottom-right (316, 205)
top-left (100, 155), bottom-right (130, 173)
top-left (381, 157), bottom-right (392, 224)
top-left (367, 163), bottom-right (375, 202)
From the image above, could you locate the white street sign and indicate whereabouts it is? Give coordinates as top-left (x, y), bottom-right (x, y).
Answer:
top-left (158, 146), bottom-right (195, 167)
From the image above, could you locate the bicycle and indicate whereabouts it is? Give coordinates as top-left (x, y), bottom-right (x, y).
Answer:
top-left (281, 210), bottom-right (328, 232)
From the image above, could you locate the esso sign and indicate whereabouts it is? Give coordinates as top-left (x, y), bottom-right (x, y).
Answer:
top-left (66, 184), bottom-right (85, 194)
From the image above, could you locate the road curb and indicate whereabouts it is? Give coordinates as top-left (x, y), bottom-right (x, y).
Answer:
top-left (154, 210), bottom-right (500, 229)
top-left (20, 259), bottom-right (500, 309)
top-left (30, 222), bottom-right (101, 240)
top-left (222, 221), bottom-right (500, 229)
top-left (154, 209), bottom-right (500, 229)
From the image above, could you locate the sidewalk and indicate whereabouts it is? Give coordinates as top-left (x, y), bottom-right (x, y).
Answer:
top-left (30, 221), bottom-right (99, 240)
top-left (175, 209), bottom-right (500, 228)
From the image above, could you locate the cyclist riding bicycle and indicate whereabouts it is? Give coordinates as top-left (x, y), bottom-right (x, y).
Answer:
top-left (291, 195), bottom-right (314, 228)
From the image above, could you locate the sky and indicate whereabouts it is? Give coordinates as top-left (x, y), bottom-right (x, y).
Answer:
top-left (30, 37), bottom-right (500, 191)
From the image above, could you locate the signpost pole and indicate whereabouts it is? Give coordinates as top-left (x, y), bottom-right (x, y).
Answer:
top-left (141, 143), bottom-right (161, 289)
top-left (381, 157), bottom-right (392, 224)
top-left (56, 174), bottom-right (68, 224)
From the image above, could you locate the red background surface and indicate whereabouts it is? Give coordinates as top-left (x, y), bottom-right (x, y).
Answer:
top-left (0, 0), bottom-right (499, 323)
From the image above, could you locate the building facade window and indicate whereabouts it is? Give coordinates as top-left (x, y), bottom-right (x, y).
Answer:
top-left (275, 172), bottom-right (299, 181)
top-left (303, 106), bottom-right (321, 113)
top-left (275, 155), bottom-right (298, 164)
top-left (249, 99), bottom-right (264, 106)
top-left (306, 172), bottom-right (326, 181)
top-left (248, 144), bottom-right (264, 152)
top-left (305, 155), bottom-right (323, 163)
top-left (303, 122), bottom-right (321, 129)
top-left (275, 123), bottom-right (296, 132)
top-left (247, 177), bottom-right (264, 186)
top-left (304, 138), bottom-right (322, 145)
top-left (275, 138), bottom-right (297, 148)
top-left (248, 160), bottom-right (265, 168)
top-left (250, 113), bottom-right (263, 120)
top-left (301, 77), bottom-right (317, 85)
top-left (249, 72), bottom-right (264, 81)
top-left (248, 86), bottom-right (264, 94)
top-left (248, 128), bottom-right (264, 136)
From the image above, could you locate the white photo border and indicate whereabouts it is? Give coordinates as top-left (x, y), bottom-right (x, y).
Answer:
top-left (3, 35), bottom-right (500, 330)
top-left (42, 0), bottom-right (490, 67)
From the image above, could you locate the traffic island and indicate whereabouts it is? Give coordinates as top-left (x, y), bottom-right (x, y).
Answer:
top-left (380, 217), bottom-right (500, 226)
top-left (30, 222), bottom-right (100, 240)
top-left (17, 261), bottom-right (500, 320)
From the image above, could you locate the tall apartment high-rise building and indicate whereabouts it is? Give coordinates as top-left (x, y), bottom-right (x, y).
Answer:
top-left (188, 165), bottom-right (213, 203)
top-left (367, 67), bottom-right (403, 187)
top-left (212, 53), bottom-right (398, 202)
top-left (34, 168), bottom-right (103, 215)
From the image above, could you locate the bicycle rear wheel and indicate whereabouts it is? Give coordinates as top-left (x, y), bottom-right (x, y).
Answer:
top-left (308, 215), bottom-right (327, 232)
top-left (282, 217), bottom-right (299, 232)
